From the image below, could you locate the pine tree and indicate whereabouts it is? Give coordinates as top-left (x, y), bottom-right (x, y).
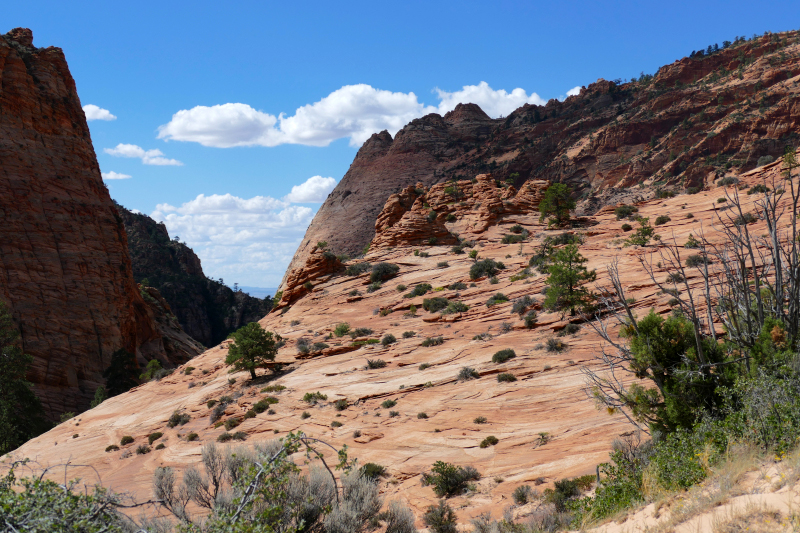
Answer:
top-left (0, 300), bottom-right (50, 455)
top-left (90, 385), bottom-right (107, 409)
top-left (543, 245), bottom-right (597, 317)
top-left (102, 349), bottom-right (139, 397)
top-left (225, 323), bottom-right (282, 380)
top-left (538, 183), bottom-right (576, 226)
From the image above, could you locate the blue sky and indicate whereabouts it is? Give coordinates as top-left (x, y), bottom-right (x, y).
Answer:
top-left (8, 1), bottom-right (798, 288)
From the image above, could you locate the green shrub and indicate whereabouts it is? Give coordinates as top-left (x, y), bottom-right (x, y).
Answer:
top-left (489, 276), bottom-right (499, 284)
top-left (419, 363), bottom-right (431, 370)
top-left (479, 436), bottom-right (499, 448)
top-left (207, 399), bottom-right (217, 408)
top-left (120, 436), bottom-right (134, 446)
top-left (686, 254), bottom-right (710, 267)
top-left (381, 399), bottom-right (397, 409)
top-left (546, 338), bottom-right (566, 352)
top-left (405, 283), bottom-right (432, 298)
top-left (105, 444), bottom-right (119, 452)
top-left (458, 367), bottom-right (479, 381)
top-left (470, 259), bottom-right (501, 280)
top-left (621, 223), bottom-right (633, 231)
top-left (497, 373), bottom-right (517, 382)
top-left (511, 295), bottom-right (534, 315)
top-left (614, 205), bottom-right (638, 220)
top-left (334, 323), bottom-right (350, 337)
top-left (389, 411), bottom-right (400, 418)
top-left (367, 359), bottom-right (387, 369)
top-left (558, 323), bottom-right (581, 336)
top-left (491, 349), bottom-right (516, 364)
top-left (402, 331), bottom-right (416, 338)
top-left (349, 327), bottom-right (374, 338)
top-left (523, 310), bottom-right (538, 328)
top-left (360, 463), bottom-right (386, 480)
top-left (423, 297), bottom-right (450, 312)
top-left (512, 485), bottom-right (534, 504)
top-left (300, 411), bottom-right (311, 419)
top-left (148, 432), bottom-right (163, 445)
top-left (184, 366), bottom-right (195, 375)
top-left (656, 189), bottom-right (675, 199)
top-left (367, 282), bottom-right (382, 293)
top-left (734, 212), bottom-right (758, 225)
top-left (224, 418), bottom-right (241, 431)
top-left (155, 443), bottom-right (166, 450)
top-left (302, 392), bottom-right (327, 404)
top-left (436, 261), bottom-right (450, 268)
top-left (485, 293), bottom-right (509, 307)
top-left (344, 262), bottom-right (371, 276)
top-left (370, 263), bottom-right (400, 282)
top-left (334, 399), bottom-right (348, 411)
top-left (747, 184), bottom-right (770, 195)
top-left (423, 500), bottom-right (457, 533)
top-left (684, 234), bottom-right (701, 248)
top-left (381, 334), bottom-right (397, 346)
top-left (422, 461), bottom-right (481, 497)
top-left (217, 432), bottom-right (234, 443)
top-left (473, 416), bottom-right (487, 424)
top-left (186, 432), bottom-right (199, 441)
top-left (136, 445), bottom-right (151, 455)
top-left (654, 215), bottom-right (671, 226)
top-left (331, 421), bottom-right (343, 428)
top-left (501, 233), bottom-right (525, 244)
top-left (253, 397), bottom-right (279, 413)
top-left (167, 411), bottom-right (191, 428)
top-left (417, 412), bottom-right (428, 419)
top-left (421, 336), bottom-right (444, 347)
top-left (441, 301), bottom-right (469, 314)
top-left (447, 282), bottom-right (467, 291)
top-left (717, 197), bottom-right (728, 203)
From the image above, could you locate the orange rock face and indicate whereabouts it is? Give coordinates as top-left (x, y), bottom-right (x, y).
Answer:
top-left (0, 28), bottom-right (200, 417)
top-left (281, 32), bottom-right (800, 291)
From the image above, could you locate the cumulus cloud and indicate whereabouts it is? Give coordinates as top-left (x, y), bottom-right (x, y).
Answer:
top-left (151, 193), bottom-right (315, 286)
top-left (104, 143), bottom-right (183, 166)
top-left (283, 176), bottom-right (337, 203)
top-left (157, 82), bottom-right (546, 149)
top-left (101, 171), bottom-right (132, 180)
top-left (83, 104), bottom-right (117, 121)
top-left (433, 82), bottom-right (545, 117)
top-left (566, 86), bottom-right (582, 97)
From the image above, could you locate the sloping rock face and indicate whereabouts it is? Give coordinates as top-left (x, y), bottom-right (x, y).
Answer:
top-left (119, 205), bottom-right (273, 347)
top-left (281, 31), bottom-right (800, 290)
top-left (13, 160), bottom-right (795, 526)
top-left (371, 174), bottom-right (549, 248)
top-left (0, 28), bottom-right (199, 418)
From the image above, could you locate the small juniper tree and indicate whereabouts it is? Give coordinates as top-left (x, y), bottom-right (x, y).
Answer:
top-left (625, 217), bottom-right (659, 247)
top-left (0, 300), bottom-right (50, 455)
top-left (543, 244), bottom-right (597, 317)
top-left (225, 323), bottom-right (282, 380)
top-left (538, 183), bottom-right (576, 226)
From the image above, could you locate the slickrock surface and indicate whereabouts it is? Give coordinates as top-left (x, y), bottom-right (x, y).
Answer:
top-left (119, 204), bottom-right (273, 347)
top-left (281, 31), bottom-right (800, 290)
top-left (0, 28), bottom-right (200, 417)
top-left (9, 160), bottom-right (792, 525)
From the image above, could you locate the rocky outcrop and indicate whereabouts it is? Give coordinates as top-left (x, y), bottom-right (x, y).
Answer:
top-left (274, 248), bottom-right (343, 308)
top-left (370, 175), bottom-right (549, 249)
top-left (281, 31), bottom-right (800, 290)
top-left (118, 205), bottom-right (273, 347)
top-left (0, 28), bottom-right (199, 418)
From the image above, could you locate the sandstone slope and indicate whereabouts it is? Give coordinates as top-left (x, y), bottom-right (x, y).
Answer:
top-left (0, 28), bottom-right (201, 417)
top-left (8, 160), bottom-right (792, 525)
top-left (281, 30), bottom-right (800, 290)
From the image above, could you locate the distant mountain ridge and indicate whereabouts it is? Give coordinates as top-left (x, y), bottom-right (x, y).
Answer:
top-left (117, 204), bottom-right (273, 347)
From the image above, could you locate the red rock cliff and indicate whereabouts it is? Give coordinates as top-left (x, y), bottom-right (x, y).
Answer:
top-left (0, 28), bottom-right (199, 418)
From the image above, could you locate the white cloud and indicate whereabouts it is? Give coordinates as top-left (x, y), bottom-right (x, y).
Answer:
top-left (101, 171), bottom-right (132, 180)
top-left (83, 104), bottom-right (117, 121)
top-left (151, 193), bottom-right (315, 286)
top-left (566, 86), bottom-right (582, 97)
top-left (104, 143), bottom-right (183, 166)
top-left (157, 82), bottom-right (546, 149)
top-left (283, 175), bottom-right (337, 203)
top-left (433, 82), bottom-right (545, 117)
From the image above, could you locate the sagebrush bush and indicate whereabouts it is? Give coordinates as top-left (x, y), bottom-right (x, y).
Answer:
top-left (402, 331), bottom-right (416, 338)
top-left (497, 373), bottom-right (517, 382)
top-left (421, 336), bottom-right (444, 347)
top-left (558, 323), bottom-right (581, 336)
top-left (511, 295), bottom-right (534, 315)
top-left (524, 310), bottom-right (538, 328)
top-left (479, 436), bottom-right (499, 448)
top-left (473, 416), bottom-right (487, 424)
top-left (485, 293), bottom-right (509, 307)
top-left (361, 462), bottom-right (387, 480)
top-left (422, 461), bottom-right (481, 497)
top-left (333, 399), bottom-right (348, 411)
top-left (424, 500), bottom-right (457, 533)
top-left (370, 262), bottom-right (400, 282)
top-left (344, 262), bottom-right (371, 276)
top-left (470, 259), bottom-right (501, 280)
top-left (546, 338), bottom-right (566, 352)
top-left (686, 254), bottom-right (710, 267)
top-left (167, 411), bottom-right (191, 428)
top-left (441, 301), bottom-right (469, 314)
top-left (389, 411), bottom-right (400, 418)
top-left (458, 367), bottom-right (479, 381)
top-left (186, 432), bottom-right (199, 441)
top-left (366, 282), bottom-right (382, 293)
top-left (349, 327), bottom-right (373, 338)
top-left (512, 484), bottom-right (534, 504)
top-left (366, 359), bottom-right (387, 369)
top-left (491, 349), bottom-right (516, 364)
top-left (381, 334), bottom-right (397, 346)
top-left (136, 445), bottom-right (151, 455)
